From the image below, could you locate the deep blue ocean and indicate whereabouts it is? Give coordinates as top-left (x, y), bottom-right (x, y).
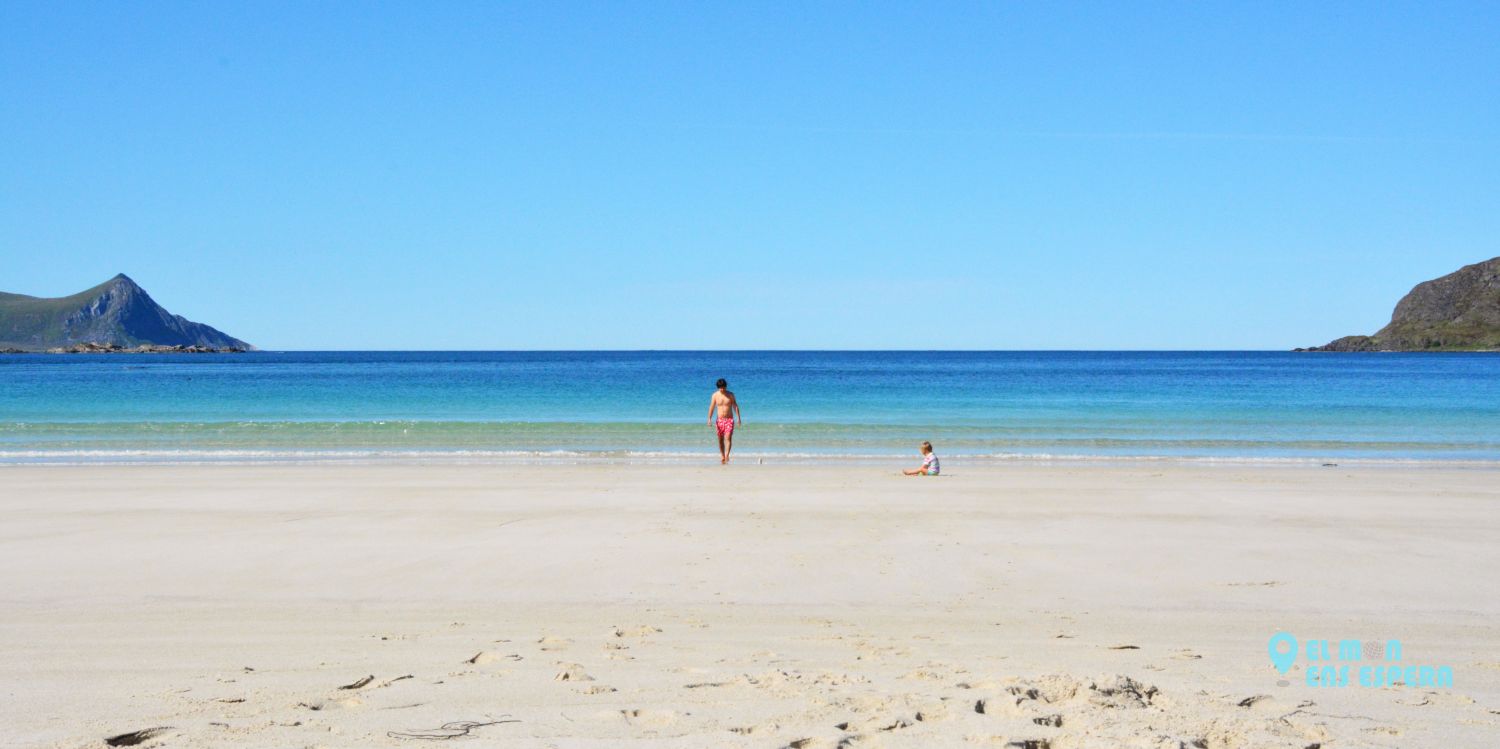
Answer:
top-left (1, 351), bottom-right (1497, 463)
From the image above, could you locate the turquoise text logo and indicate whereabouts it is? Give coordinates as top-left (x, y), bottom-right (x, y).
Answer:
top-left (1267, 631), bottom-right (1453, 688)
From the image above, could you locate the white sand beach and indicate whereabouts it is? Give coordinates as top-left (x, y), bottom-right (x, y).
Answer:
top-left (2, 462), bottom-right (1498, 748)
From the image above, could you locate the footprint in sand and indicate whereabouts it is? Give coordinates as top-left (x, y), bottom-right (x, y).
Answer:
top-left (537, 635), bottom-right (572, 651)
top-left (901, 668), bottom-right (946, 681)
top-left (914, 700), bottom-right (953, 723)
top-left (971, 675), bottom-right (1091, 719)
top-left (554, 663), bottom-right (595, 681)
top-left (838, 714), bottom-right (916, 734)
top-left (617, 708), bottom-right (679, 728)
top-left (610, 625), bottom-right (662, 638)
top-left (728, 722), bottom-right (779, 736)
top-left (1087, 675), bottom-right (1159, 709)
top-left (1236, 694), bottom-right (1273, 709)
top-left (466, 651), bottom-right (522, 665)
top-left (297, 697), bottom-right (362, 711)
top-left (1407, 691), bottom-right (1475, 707)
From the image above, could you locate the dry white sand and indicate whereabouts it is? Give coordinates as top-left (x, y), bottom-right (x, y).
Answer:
top-left (1, 462), bottom-right (1498, 748)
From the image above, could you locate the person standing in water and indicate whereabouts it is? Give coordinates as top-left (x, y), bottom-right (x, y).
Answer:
top-left (708, 378), bottom-right (742, 464)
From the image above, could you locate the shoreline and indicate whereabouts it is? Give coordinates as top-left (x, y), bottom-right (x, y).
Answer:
top-left (4, 448), bottom-right (1500, 468)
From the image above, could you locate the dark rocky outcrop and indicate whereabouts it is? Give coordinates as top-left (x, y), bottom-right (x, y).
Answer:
top-left (0, 274), bottom-right (252, 352)
top-left (1300, 257), bottom-right (1500, 352)
top-left (40, 342), bottom-right (248, 354)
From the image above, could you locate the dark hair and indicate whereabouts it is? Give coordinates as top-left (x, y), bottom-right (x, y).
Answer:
top-left (716, 378), bottom-right (727, 389)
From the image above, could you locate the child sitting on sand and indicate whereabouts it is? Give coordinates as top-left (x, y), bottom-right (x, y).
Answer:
top-left (903, 441), bottom-right (940, 476)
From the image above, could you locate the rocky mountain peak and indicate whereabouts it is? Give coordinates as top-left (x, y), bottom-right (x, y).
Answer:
top-left (1302, 257), bottom-right (1500, 352)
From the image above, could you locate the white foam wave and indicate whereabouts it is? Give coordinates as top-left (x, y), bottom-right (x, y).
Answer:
top-left (1, 448), bottom-right (1497, 468)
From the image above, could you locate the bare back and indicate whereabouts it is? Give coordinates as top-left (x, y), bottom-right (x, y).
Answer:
top-left (712, 390), bottom-right (737, 419)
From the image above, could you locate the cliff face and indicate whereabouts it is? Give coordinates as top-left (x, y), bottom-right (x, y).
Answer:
top-left (1305, 257), bottom-right (1500, 352)
top-left (0, 274), bottom-right (252, 351)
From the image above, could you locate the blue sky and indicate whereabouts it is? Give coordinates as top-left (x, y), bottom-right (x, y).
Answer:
top-left (2, 1), bottom-right (1497, 350)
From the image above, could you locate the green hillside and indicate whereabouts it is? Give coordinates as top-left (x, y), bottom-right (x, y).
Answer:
top-left (0, 274), bottom-right (252, 351)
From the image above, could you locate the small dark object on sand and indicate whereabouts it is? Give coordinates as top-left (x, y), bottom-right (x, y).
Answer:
top-left (105, 727), bottom-right (171, 746)
top-left (339, 675), bottom-right (375, 690)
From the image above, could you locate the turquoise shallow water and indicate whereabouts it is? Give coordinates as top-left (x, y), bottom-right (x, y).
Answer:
top-left (1, 351), bottom-right (1497, 463)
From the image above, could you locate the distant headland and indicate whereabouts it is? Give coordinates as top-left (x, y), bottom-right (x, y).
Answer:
top-left (0, 274), bottom-right (252, 354)
top-left (1299, 257), bottom-right (1500, 352)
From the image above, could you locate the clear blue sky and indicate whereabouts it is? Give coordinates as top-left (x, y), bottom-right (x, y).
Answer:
top-left (2, 1), bottom-right (1496, 350)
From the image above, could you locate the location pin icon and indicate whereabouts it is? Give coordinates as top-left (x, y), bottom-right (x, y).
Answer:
top-left (1268, 632), bottom-right (1297, 674)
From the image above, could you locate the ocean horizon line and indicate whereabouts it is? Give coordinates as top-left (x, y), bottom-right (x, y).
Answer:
top-left (105, 347), bottom-right (1482, 354)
